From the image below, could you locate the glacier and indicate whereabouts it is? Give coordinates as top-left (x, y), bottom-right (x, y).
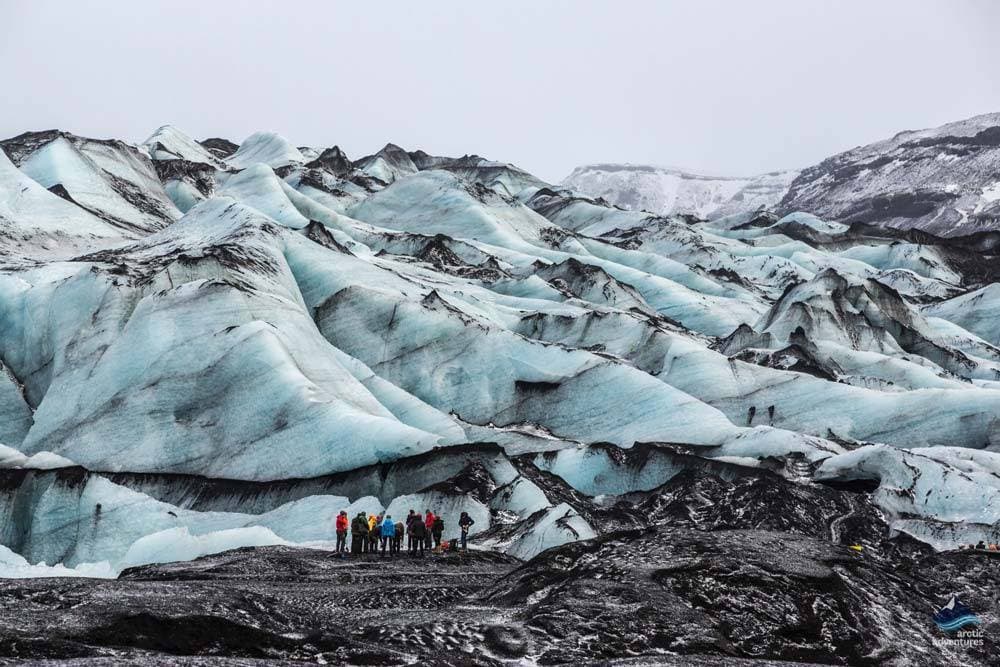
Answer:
top-left (0, 122), bottom-right (998, 589)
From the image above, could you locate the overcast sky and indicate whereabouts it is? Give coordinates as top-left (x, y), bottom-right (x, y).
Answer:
top-left (2, 1), bottom-right (998, 182)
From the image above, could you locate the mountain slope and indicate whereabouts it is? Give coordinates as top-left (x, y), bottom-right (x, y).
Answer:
top-left (779, 112), bottom-right (1000, 236)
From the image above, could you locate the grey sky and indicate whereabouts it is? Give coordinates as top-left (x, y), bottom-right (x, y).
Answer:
top-left (2, 1), bottom-right (999, 183)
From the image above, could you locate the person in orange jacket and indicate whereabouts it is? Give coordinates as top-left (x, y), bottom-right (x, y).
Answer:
top-left (335, 510), bottom-right (349, 554)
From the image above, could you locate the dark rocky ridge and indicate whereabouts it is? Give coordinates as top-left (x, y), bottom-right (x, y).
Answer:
top-left (199, 137), bottom-right (239, 160)
top-left (305, 146), bottom-right (353, 176)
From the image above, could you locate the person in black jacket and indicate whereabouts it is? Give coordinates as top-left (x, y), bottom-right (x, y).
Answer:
top-left (458, 512), bottom-right (475, 550)
top-left (405, 510), bottom-right (418, 552)
top-left (393, 521), bottom-right (404, 554)
top-left (408, 515), bottom-right (427, 556)
top-left (431, 514), bottom-right (444, 548)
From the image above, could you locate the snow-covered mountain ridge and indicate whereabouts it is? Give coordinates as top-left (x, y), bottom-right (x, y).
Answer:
top-left (563, 112), bottom-right (1000, 237)
top-left (0, 123), bottom-right (998, 584)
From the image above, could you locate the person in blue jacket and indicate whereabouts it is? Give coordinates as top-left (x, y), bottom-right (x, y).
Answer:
top-left (380, 514), bottom-right (396, 555)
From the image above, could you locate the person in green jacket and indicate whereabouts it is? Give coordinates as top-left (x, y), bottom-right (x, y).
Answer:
top-left (351, 512), bottom-right (369, 555)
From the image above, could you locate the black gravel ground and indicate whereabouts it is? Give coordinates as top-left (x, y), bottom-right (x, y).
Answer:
top-left (2, 467), bottom-right (999, 665)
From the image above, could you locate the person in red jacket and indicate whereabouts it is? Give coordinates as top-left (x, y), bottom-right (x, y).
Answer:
top-left (424, 509), bottom-right (435, 534)
top-left (334, 510), bottom-right (349, 554)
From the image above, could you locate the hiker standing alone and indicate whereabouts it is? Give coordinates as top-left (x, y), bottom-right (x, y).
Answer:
top-left (459, 511), bottom-right (475, 550)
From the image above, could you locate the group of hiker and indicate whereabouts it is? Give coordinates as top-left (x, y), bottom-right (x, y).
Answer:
top-left (960, 541), bottom-right (1000, 551)
top-left (334, 508), bottom-right (475, 556)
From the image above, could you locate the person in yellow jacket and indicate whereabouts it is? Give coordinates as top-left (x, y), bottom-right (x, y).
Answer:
top-left (367, 513), bottom-right (379, 554)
